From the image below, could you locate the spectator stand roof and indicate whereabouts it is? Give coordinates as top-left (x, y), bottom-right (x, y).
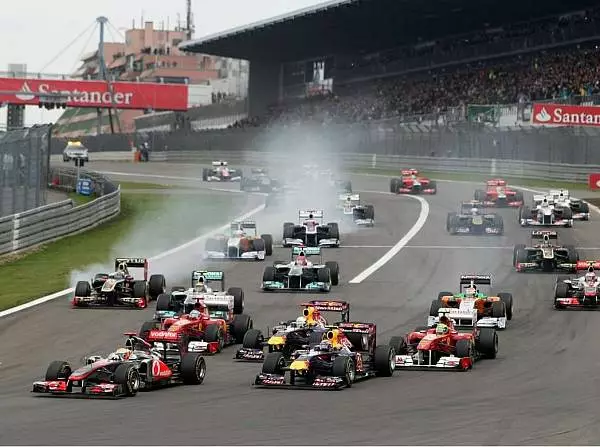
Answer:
top-left (180, 0), bottom-right (600, 63)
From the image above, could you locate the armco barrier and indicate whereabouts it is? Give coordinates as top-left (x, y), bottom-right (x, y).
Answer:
top-left (0, 167), bottom-right (120, 256)
top-left (93, 150), bottom-right (589, 184)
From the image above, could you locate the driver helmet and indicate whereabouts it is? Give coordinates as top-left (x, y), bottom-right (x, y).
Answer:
top-left (303, 306), bottom-right (319, 326)
top-left (234, 229), bottom-right (244, 238)
top-left (111, 347), bottom-right (132, 361)
top-left (325, 329), bottom-right (343, 348)
top-left (439, 315), bottom-right (452, 327)
top-left (465, 286), bottom-right (477, 299)
top-left (542, 198), bottom-right (549, 205)
top-left (195, 277), bottom-right (207, 292)
top-left (585, 271), bottom-right (596, 283)
top-left (295, 316), bottom-right (306, 328)
top-left (308, 214), bottom-right (314, 219)
top-left (296, 252), bottom-right (307, 265)
top-left (435, 323), bottom-right (449, 335)
top-left (470, 207), bottom-right (479, 215)
top-left (117, 262), bottom-right (127, 273)
top-left (189, 309), bottom-right (201, 319)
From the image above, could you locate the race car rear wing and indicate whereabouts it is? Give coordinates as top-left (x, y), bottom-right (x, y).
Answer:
top-left (486, 179), bottom-right (507, 186)
top-left (531, 230), bottom-right (558, 240)
top-left (192, 270), bottom-right (225, 291)
top-left (251, 168), bottom-right (268, 174)
top-left (300, 300), bottom-right (350, 322)
top-left (549, 189), bottom-right (569, 198)
top-left (231, 220), bottom-right (257, 232)
top-left (401, 169), bottom-right (419, 175)
top-left (202, 294), bottom-right (233, 309)
top-left (114, 257), bottom-right (148, 280)
top-left (212, 161), bottom-right (227, 166)
top-left (338, 194), bottom-right (360, 202)
top-left (299, 209), bottom-right (324, 219)
top-left (459, 274), bottom-right (492, 285)
top-left (291, 246), bottom-right (321, 256)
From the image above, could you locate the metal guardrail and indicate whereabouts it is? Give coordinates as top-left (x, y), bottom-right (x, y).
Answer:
top-left (0, 167), bottom-right (121, 256)
top-left (136, 150), bottom-right (592, 184)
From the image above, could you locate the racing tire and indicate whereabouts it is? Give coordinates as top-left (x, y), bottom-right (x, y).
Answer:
top-left (332, 356), bottom-right (355, 388)
top-left (262, 352), bottom-right (286, 374)
top-left (155, 293), bottom-right (172, 312)
top-left (242, 328), bottom-right (263, 349)
top-left (205, 324), bottom-right (224, 352)
top-left (555, 282), bottom-right (569, 299)
top-left (132, 281), bottom-right (147, 299)
top-left (45, 360), bottom-right (72, 381)
top-left (580, 202), bottom-right (590, 219)
top-left (390, 178), bottom-right (400, 193)
top-left (260, 234), bottom-right (273, 256)
top-left (514, 191), bottom-right (524, 203)
top-left (474, 189), bottom-right (486, 201)
top-left (262, 266), bottom-right (276, 284)
top-left (325, 261), bottom-right (340, 285)
top-left (283, 222), bottom-right (295, 240)
top-left (181, 353), bottom-right (206, 385)
top-left (491, 301), bottom-right (506, 318)
top-left (562, 207), bottom-right (573, 221)
top-left (252, 238), bottom-right (265, 254)
top-left (364, 205), bottom-right (375, 220)
top-left (388, 336), bottom-right (407, 355)
top-left (516, 249), bottom-right (529, 265)
top-left (513, 244), bottom-right (526, 266)
top-left (475, 327), bottom-right (498, 359)
top-left (429, 300), bottom-right (442, 317)
top-left (228, 287), bottom-right (244, 314)
top-left (565, 245), bottom-right (579, 263)
top-left (201, 168), bottom-right (209, 181)
top-left (114, 363), bottom-right (140, 396)
top-left (139, 321), bottom-right (159, 340)
top-left (446, 213), bottom-right (457, 232)
top-left (455, 339), bottom-right (472, 360)
top-left (428, 180), bottom-right (437, 195)
top-left (519, 206), bottom-right (531, 223)
top-left (74, 281), bottom-right (91, 298)
top-left (495, 215), bottom-right (504, 235)
top-left (438, 291), bottom-right (453, 301)
top-left (373, 345), bottom-right (395, 377)
top-left (317, 267), bottom-right (331, 285)
top-left (497, 293), bottom-right (513, 320)
top-left (232, 314), bottom-right (253, 343)
top-left (327, 222), bottom-right (340, 241)
top-left (148, 274), bottom-right (166, 300)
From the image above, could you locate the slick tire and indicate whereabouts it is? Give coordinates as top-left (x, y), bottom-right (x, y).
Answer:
top-left (114, 363), bottom-right (140, 396)
top-left (181, 353), bottom-right (206, 385)
top-left (325, 261), bottom-right (340, 285)
top-left (232, 314), bottom-right (253, 344)
top-left (475, 328), bottom-right (498, 359)
top-left (373, 345), bottom-right (395, 377)
top-left (148, 274), bottom-right (166, 300)
top-left (45, 361), bottom-right (72, 381)
top-left (332, 356), bottom-right (355, 388)
top-left (227, 287), bottom-right (244, 314)
top-left (262, 352), bottom-right (285, 375)
top-left (242, 328), bottom-right (263, 349)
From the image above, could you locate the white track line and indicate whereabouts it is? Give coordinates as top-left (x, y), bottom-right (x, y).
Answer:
top-left (0, 203), bottom-right (266, 318)
top-left (349, 195), bottom-right (429, 284)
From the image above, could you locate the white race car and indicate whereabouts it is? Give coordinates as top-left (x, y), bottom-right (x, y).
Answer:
top-left (202, 161), bottom-right (242, 182)
top-left (282, 210), bottom-right (340, 247)
top-left (548, 189), bottom-right (590, 221)
top-left (204, 221), bottom-right (273, 260)
top-left (519, 195), bottom-right (573, 227)
top-left (337, 193), bottom-right (375, 226)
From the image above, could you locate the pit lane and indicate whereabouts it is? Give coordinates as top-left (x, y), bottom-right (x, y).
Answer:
top-left (1, 162), bottom-right (599, 444)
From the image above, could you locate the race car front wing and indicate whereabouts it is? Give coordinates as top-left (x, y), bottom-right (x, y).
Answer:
top-left (395, 354), bottom-right (473, 371)
top-left (204, 250), bottom-right (266, 261)
top-left (262, 280), bottom-right (331, 292)
top-left (282, 238), bottom-right (340, 248)
top-left (520, 217), bottom-right (573, 227)
top-left (254, 373), bottom-right (347, 390)
top-left (32, 380), bottom-right (128, 398)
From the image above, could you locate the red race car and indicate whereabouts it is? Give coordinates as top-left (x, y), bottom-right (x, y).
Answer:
top-left (390, 169), bottom-right (437, 195)
top-left (140, 296), bottom-right (253, 355)
top-left (474, 179), bottom-right (523, 207)
top-left (389, 310), bottom-right (498, 371)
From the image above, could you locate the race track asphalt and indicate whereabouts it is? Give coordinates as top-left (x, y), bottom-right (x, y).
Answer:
top-left (1, 161), bottom-right (600, 445)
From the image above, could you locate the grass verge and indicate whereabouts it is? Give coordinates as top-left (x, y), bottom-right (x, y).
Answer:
top-left (0, 191), bottom-right (253, 312)
top-left (349, 167), bottom-right (590, 191)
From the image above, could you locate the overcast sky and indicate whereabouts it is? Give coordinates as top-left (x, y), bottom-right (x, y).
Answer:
top-left (0, 0), bottom-right (330, 127)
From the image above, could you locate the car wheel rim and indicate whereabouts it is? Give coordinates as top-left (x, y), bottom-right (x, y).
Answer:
top-left (196, 360), bottom-right (206, 380)
top-left (128, 370), bottom-right (140, 392)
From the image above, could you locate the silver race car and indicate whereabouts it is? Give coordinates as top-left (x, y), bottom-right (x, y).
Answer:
top-left (282, 210), bottom-right (340, 247)
top-left (519, 195), bottom-right (573, 227)
top-left (204, 221), bottom-right (273, 260)
top-left (337, 194), bottom-right (375, 226)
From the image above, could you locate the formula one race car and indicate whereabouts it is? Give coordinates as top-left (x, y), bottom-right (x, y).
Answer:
top-left (72, 258), bottom-right (166, 309)
top-left (262, 246), bottom-right (339, 292)
top-left (235, 300), bottom-right (350, 362)
top-left (554, 261), bottom-right (600, 309)
top-left (201, 161), bottom-right (242, 182)
top-left (513, 230), bottom-right (578, 272)
top-left (31, 333), bottom-right (206, 398)
top-left (389, 309), bottom-right (498, 371)
top-left (519, 195), bottom-right (573, 227)
top-left (152, 270), bottom-right (244, 320)
top-left (390, 169), bottom-right (437, 195)
top-left (337, 193), bottom-right (375, 226)
top-left (240, 169), bottom-right (284, 192)
top-left (254, 324), bottom-right (395, 389)
top-left (204, 221), bottom-right (273, 260)
top-left (548, 189), bottom-right (590, 220)
top-left (429, 275), bottom-right (513, 329)
top-left (473, 179), bottom-right (523, 207)
top-left (446, 201), bottom-right (503, 235)
top-left (282, 210), bottom-right (340, 247)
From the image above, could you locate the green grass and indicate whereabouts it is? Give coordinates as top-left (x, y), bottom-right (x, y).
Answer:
top-left (349, 167), bottom-right (590, 191)
top-left (68, 192), bottom-right (96, 205)
top-left (0, 190), bottom-right (251, 311)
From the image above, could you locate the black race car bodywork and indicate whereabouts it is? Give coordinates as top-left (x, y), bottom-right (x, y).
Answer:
top-left (446, 201), bottom-right (503, 235)
top-left (514, 231), bottom-right (578, 272)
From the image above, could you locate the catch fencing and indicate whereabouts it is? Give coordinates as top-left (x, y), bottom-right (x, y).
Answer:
top-left (0, 166), bottom-right (120, 256)
top-left (0, 125), bottom-right (52, 217)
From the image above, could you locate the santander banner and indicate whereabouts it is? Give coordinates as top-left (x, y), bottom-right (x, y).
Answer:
top-left (0, 77), bottom-right (188, 111)
top-left (531, 103), bottom-right (600, 127)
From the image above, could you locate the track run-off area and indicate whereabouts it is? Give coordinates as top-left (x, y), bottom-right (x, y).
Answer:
top-left (2, 161), bottom-right (600, 445)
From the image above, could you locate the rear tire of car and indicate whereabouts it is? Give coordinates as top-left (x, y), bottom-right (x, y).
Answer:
top-left (232, 314), bottom-right (253, 343)
top-left (429, 300), bottom-right (441, 316)
top-left (205, 324), bottom-right (224, 352)
top-left (155, 293), bottom-right (172, 312)
top-left (513, 244), bottom-right (526, 266)
top-left (114, 363), bottom-right (140, 396)
top-left (555, 282), bottom-right (569, 298)
top-left (390, 178), bottom-right (400, 193)
top-left (283, 222), bottom-right (295, 240)
top-left (148, 274), bottom-right (166, 300)
top-left (516, 249), bottom-right (529, 265)
top-left (491, 301), bottom-right (506, 318)
top-left (455, 339), bottom-right (472, 359)
top-left (495, 215), bottom-right (504, 235)
top-left (201, 168), bottom-right (209, 181)
top-left (260, 234), bottom-right (273, 256)
top-left (327, 222), bottom-right (340, 240)
top-left (388, 336), bottom-right (407, 355)
top-left (438, 291), bottom-right (452, 301)
top-left (364, 205), bottom-right (375, 220)
top-left (325, 261), bottom-right (340, 285)
top-left (242, 328), bottom-right (263, 349)
top-left (476, 328), bottom-right (498, 359)
top-left (181, 353), bottom-right (206, 385)
top-left (228, 287), bottom-right (244, 314)
top-left (474, 189), bottom-right (486, 201)
top-left (45, 360), bottom-right (71, 381)
top-left (317, 267), bottom-right (331, 285)
top-left (332, 356), bottom-right (355, 388)
top-left (262, 352), bottom-right (285, 374)
top-left (428, 180), bottom-right (437, 194)
top-left (374, 345), bottom-right (395, 377)
top-left (497, 293), bottom-right (513, 320)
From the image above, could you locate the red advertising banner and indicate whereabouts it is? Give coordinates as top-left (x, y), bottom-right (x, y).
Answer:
top-left (588, 173), bottom-right (600, 190)
top-left (0, 77), bottom-right (188, 111)
top-left (531, 103), bottom-right (600, 127)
